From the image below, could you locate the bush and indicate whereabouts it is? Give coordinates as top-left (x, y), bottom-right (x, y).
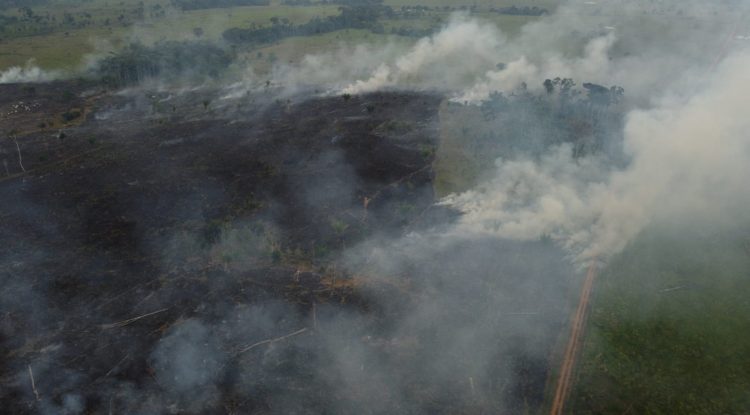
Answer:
top-left (61, 110), bottom-right (82, 122)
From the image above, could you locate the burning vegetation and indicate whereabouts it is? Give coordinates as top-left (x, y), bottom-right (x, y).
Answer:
top-left (0, 79), bottom-right (577, 414)
top-left (1, 1), bottom-right (750, 414)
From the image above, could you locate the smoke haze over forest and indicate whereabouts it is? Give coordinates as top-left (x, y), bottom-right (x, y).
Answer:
top-left (1, 0), bottom-right (749, 414)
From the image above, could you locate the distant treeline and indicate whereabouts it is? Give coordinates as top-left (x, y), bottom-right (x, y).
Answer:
top-left (281, 0), bottom-right (383, 6)
top-left (490, 6), bottom-right (548, 16)
top-left (0, 0), bottom-right (48, 10)
top-left (95, 41), bottom-right (232, 87)
top-left (317, 0), bottom-right (384, 4)
top-left (282, 0), bottom-right (384, 4)
top-left (388, 26), bottom-right (433, 38)
top-left (170, 0), bottom-right (269, 11)
top-left (223, 5), bottom-right (388, 44)
top-left (0, 14), bottom-right (17, 27)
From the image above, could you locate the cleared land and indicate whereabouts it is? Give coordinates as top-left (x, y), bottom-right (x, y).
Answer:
top-left (0, 81), bottom-right (576, 414)
top-left (2, 1), bottom-right (749, 414)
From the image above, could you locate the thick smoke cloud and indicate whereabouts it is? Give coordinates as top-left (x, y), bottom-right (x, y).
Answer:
top-left (335, 13), bottom-right (618, 101)
top-left (0, 60), bottom-right (60, 84)
top-left (2, 1), bottom-right (749, 413)
top-left (256, 0), bottom-right (748, 263)
top-left (341, 15), bottom-right (508, 95)
top-left (444, 49), bottom-right (750, 263)
top-left (256, 1), bottom-right (736, 105)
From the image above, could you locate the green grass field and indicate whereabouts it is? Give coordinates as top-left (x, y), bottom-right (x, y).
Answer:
top-left (0, 26), bottom-right (116, 70)
top-left (0, 0), bottom-right (551, 72)
top-left (129, 4), bottom-right (341, 43)
top-left (570, 224), bottom-right (750, 414)
top-left (0, 0), bottom-right (341, 71)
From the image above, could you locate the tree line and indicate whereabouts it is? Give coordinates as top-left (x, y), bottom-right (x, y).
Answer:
top-left (476, 78), bottom-right (626, 159)
top-left (490, 6), bottom-right (548, 16)
top-left (0, 0), bottom-right (48, 10)
top-left (94, 41), bottom-right (232, 87)
top-left (223, 5), bottom-right (388, 44)
top-left (170, 0), bottom-right (269, 11)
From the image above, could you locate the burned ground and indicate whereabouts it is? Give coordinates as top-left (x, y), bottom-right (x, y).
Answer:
top-left (0, 82), bottom-right (574, 414)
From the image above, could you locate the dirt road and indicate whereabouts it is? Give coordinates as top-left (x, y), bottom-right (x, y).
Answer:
top-left (549, 262), bottom-right (597, 415)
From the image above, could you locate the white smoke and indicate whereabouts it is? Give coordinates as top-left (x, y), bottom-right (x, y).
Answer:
top-left (328, 1), bottom-right (733, 103)
top-left (333, 13), bottom-right (612, 100)
top-left (441, 146), bottom-right (607, 256)
top-left (342, 15), bottom-right (507, 95)
top-left (444, 50), bottom-right (750, 263)
top-left (0, 60), bottom-right (60, 84)
top-left (216, 1), bottom-right (736, 106)
top-left (456, 32), bottom-right (616, 102)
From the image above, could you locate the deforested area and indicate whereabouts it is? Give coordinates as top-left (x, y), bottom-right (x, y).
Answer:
top-left (1, 1), bottom-right (749, 414)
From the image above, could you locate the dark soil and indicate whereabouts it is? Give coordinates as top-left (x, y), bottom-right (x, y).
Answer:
top-left (0, 82), bottom-right (573, 414)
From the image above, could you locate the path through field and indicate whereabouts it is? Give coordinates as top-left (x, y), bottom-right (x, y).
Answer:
top-left (549, 263), bottom-right (597, 415)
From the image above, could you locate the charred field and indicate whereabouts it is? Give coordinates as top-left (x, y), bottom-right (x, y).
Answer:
top-left (0, 81), bottom-right (574, 414)
top-left (3, 1), bottom-right (750, 414)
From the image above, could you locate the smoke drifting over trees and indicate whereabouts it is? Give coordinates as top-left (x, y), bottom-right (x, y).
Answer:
top-left (1, 0), bottom-right (749, 413)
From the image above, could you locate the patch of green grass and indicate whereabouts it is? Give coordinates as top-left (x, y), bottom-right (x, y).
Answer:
top-left (570, 224), bottom-right (750, 414)
top-left (329, 217), bottom-right (349, 235)
top-left (130, 4), bottom-right (340, 44)
top-left (433, 101), bottom-right (498, 197)
top-left (0, 26), bottom-right (121, 70)
top-left (0, 1), bottom-right (339, 71)
top-left (379, 9), bottom-right (541, 38)
top-left (241, 29), bottom-right (412, 75)
top-left (475, 12), bottom-right (541, 36)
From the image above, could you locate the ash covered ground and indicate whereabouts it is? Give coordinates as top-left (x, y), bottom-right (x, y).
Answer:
top-left (0, 82), bottom-right (575, 414)
top-left (2, 1), bottom-right (750, 413)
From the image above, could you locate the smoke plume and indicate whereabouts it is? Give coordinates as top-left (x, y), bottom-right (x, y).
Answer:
top-left (0, 60), bottom-right (60, 84)
top-left (2, 1), bottom-right (749, 413)
top-left (444, 50), bottom-right (750, 262)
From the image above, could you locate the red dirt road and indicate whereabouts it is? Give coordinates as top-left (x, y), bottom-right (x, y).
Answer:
top-left (549, 262), bottom-right (598, 415)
